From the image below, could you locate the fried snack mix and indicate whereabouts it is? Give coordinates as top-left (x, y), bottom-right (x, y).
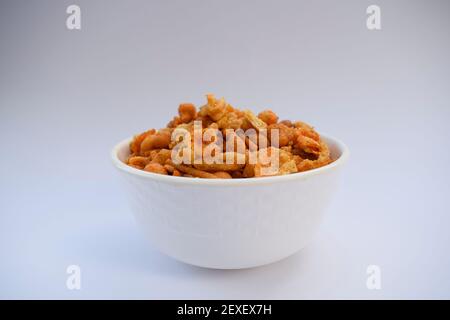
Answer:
top-left (125, 94), bottom-right (332, 179)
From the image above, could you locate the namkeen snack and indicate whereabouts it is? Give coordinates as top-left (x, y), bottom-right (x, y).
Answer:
top-left (125, 94), bottom-right (333, 179)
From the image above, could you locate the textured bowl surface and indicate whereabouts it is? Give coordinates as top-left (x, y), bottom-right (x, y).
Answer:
top-left (112, 134), bottom-right (349, 269)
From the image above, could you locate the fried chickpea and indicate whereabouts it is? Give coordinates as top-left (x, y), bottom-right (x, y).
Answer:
top-left (152, 149), bottom-right (172, 165)
top-left (127, 156), bottom-right (149, 169)
top-left (130, 129), bottom-right (155, 154)
top-left (167, 116), bottom-right (182, 128)
top-left (258, 110), bottom-right (278, 125)
top-left (213, 171), bottom-right (232, 179)
top-left (178, 103), bottom-right (197, 123)
top-left (243, 164), bottom-right (255, 178)
top-left (279, 120), bottom-right (293, 127)
top-left (195, 115), bottom-right (214, 128)
top-left (295, 134), bottom-right (321, 155)
top-left (231, 170), bottom-right (244, 179)
top-left (294, 121), bottom-right (320, 141)
top-left (143, 163), bottom-right (168, 175)
top-left (140, 131), bottom-right (171, 152)
top-left (268, 123), bottom-right (295, 147)
top-left (164, 164), bottom-right (175, 174)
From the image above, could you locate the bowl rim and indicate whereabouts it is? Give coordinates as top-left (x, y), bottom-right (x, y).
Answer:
top-left (111, 133), bottom-right (349, 186)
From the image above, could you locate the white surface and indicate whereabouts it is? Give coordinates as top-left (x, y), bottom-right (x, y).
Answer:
top-left (1, 0), bottom-right (450, 298)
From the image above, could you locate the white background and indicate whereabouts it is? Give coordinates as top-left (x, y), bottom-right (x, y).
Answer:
top-left (1, 0), bottom-right (449, 298)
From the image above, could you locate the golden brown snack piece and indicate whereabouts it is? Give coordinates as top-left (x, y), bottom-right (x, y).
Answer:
top-left (279, 120), bottom-right (293, 127)
top-left (213, 171), bottom-right (232, 179)
top-left (268, 123), bottom-right (295, 147)
top-left (193, 162), bottom-right (244, 172)
top-left (126, 94), bottom-right (333, 178)
top-left (295, 134), bottom-right (321, 156)
top-left (140, 130), bottom-right (171, 152)
top-left (295, 140), bottom-right (332, 172)
top-left (192, 152), bottom-right (246, 172)
top-left (178, 103), bottom-right (197, 123)
top-left (151, 149), bottom-right (172, 165)
top-left (231, 170), bottom-right (244, 179)
top-left (167, 160), bottom-right (217, 179)
top-left (144, 163), bottom-right (168, 175)
top-left (163, 164), bottom-right (175, 174)
top-left (199, 94), bottom-right (228, 122)
top-left (199, 94), bottom-right (244, 130)
top-left (258, 110), bottom-right (278, 125)
top-left (130, 129), bottom-right (155, 154)
top-left (243, 147), bottom-right (298, 178)
top-left (127, 156), bottom-right (150, 169)
top-left (244, 110), bottom-right (267, 131)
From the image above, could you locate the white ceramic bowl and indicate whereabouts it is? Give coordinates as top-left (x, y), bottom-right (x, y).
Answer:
top-left (112, 134), bottom-right (349, 269)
